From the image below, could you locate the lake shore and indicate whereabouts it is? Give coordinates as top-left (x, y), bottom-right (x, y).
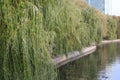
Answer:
top-left (53, 39), bottom-right (120, 67)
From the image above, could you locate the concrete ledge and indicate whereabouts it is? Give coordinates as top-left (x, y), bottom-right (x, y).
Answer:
top-left (53, 46), bottom-right (96, 67)
top-left (101, 39), bottom-right (120, 44)
top-left (53, 39), bottom-right (120, 68)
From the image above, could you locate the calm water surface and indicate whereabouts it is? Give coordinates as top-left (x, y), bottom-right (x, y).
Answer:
top-left (58, 43), bottom-right (120, 80)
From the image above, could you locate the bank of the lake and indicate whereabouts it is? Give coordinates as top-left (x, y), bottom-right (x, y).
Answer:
top-left (53, 39), bottom-right (120, 67)
top-left (58, 42), bottom-right (120, 80)
top-left (0, 0), bottom-right (119, 80)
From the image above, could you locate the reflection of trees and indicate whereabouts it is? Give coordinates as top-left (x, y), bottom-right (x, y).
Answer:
top-left (58, 43), bottom-right (120, 80)
top-left (116, 43), bottom-right (120, 57)
top-left (100, 43), bottom-right (117, 69)
top-left (58, 51), bottom-right (102, 80)
top-left (104, 43), bottom-right (118, 64)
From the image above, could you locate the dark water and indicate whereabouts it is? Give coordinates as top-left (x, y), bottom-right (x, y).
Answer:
top-left (58, 43), bottom-right (120, 80)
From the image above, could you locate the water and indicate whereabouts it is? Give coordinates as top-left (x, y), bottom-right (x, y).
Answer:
top-left (58, 43), bottom-right (120, 80)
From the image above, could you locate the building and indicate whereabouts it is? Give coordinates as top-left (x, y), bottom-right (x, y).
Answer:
top-left (86, 0), bottom-right (105, 13)
top-left (105, 0), bottom-right (112, 15)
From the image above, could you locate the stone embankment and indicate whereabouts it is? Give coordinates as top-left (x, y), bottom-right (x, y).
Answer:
top-left (53, 39), bottom-right (120, 68)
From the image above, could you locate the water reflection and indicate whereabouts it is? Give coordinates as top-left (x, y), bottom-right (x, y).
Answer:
top-left (58, 43), bottom-right (120, 80)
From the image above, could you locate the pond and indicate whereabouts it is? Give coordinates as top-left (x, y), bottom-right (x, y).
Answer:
top-left (58, 43), bottom-right (120, 80)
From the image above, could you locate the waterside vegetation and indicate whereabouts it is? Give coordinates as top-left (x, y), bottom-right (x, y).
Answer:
top-left (0, 0), bottom-right (119, 80)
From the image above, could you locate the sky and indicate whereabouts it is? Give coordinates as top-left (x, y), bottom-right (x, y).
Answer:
top-left (86, 0), bottom-right (120, 16)
top-left (108, 0), bottom-right (120, 16)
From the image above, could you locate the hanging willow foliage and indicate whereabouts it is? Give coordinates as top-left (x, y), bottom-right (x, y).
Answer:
top-left (42, 0), bottom-right (104, 56)
top-left (0, 0), bottom-right (57, 80)
top-left (106, 16), bottom-right (117, 39)
top-left (45, 0), bottom-right (87, 55)
top-left (81, 7), bottom-right (102, 43)
top-left (112, 16), bottom-right (120, 39)
top-left (0, 0), bottom-right (118, 80)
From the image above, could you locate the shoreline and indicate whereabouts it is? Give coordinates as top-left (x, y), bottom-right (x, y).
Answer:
top-left (101, 39), bottom-right (120, 44)
top-left (53, 39), bottom-right (120, 68)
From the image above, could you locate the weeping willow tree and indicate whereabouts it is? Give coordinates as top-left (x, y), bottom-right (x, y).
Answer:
top-left (95, 10), bottom-right (108, 39)
top-left (43, 0), bottom-right (85, 55)
top-left (81, 7), bottom-right (102, 44)
top-left (116, 16), bottom-right (120, 39)
top-left (106, 16), bottom-right (117, 39)
top-left (112, 16), bottom-right (120, 39)
top-left (0, 0), bottom-right (57, 80)
top-left (0, 0), bottom-right (118, 80)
